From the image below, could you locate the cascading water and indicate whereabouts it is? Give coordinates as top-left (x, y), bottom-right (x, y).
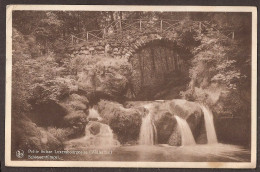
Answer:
top-left (200, 105), bottom-right (218, 144)
top-left (175, 115), bottom-right (196, 146)
top-left (139, 104), bottom-right (157, 145)
top-left (66, 108), bottom-right (120, 148)
top-left (83, 122), bottom-right (120, 147)
top-left (88, 108), bottom-right (102, 121)
top-left (64, 103), bottom-right (250, 162)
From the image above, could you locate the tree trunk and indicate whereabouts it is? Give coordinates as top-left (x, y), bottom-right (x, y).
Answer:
top-left (77, 13), bottom-right (80, 33)
top-left (109, 12), bottom-right (116, 32)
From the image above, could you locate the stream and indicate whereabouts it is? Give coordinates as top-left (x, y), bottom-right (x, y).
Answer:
top-left (62, 101), bottom-right (250, 162)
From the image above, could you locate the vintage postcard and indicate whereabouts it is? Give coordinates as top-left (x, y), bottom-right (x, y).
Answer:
top-left (5, 5), bottom-right (257, 168)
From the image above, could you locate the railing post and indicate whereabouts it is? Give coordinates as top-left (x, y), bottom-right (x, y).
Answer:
top-left (160, 20), bottom-right (163, 32)
top-left (139, 20), bottom-right (142, 31)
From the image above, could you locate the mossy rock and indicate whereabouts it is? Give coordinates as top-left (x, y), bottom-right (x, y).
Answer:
top-left (154, 111), bottom-right (176, 144)
top-left (97, 100), bottom-right (142, 144)
top-left (88, 122), bottom-right (102, 135)
top-left (168, 125), bottom-right (181, 146)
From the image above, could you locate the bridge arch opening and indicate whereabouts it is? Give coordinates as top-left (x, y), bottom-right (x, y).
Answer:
top-left (128, 39), bottom-right (191, 101)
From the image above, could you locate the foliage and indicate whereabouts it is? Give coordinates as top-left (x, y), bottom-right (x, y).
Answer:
top-left (64, 111), bottom-right (88, 125)
top-left (191, 31), bottom-right (242, 89)
top-left (72, 55), bottom-right (132, 102)
top-left (12, 28), bottom-right (78, 113)
top-left (182, 21), bottom-right (251, 118)
top-left (47, 127), bottom-right (74, 142)
top-left (11, 115), bottom-right (63, 159)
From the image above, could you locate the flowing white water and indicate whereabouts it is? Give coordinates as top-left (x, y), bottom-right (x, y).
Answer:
top-left (175, 115), bottom-right (196, 146)
top-left (84, 122), bottom-right (119, 147)
top-left (200, 104), bottom-right (218, 144)
top-left (88, 108), bottom-right (102, 121)
top-left (139, 104), bottom-right (157, 145)
top-left (65, 108), bottom-right (119, 148)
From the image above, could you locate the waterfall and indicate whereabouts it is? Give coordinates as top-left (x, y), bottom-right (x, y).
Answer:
top-left (88, 108), bottom-right (102, 121)
top-left (200, 105), bottom-right (218, 144)
top-left (175, 116), bottom-right (196, 146)
top-left (66, 108), bottom-right (119, 148)
top-left (84, 122), bottom-right (119, 147)
top-left (83, 108), bottom-right (119, 147)
top-left (139, 104), bottom-right (157, 145)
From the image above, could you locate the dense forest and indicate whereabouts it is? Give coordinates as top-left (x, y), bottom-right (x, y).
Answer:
top-left (11, 11), bottom-right (252, 159)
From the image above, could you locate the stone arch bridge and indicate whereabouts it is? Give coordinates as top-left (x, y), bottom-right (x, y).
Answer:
top-left (64, 19), bottom-right (234, 60)
top-left (63, 19), bottom-right (234, 100)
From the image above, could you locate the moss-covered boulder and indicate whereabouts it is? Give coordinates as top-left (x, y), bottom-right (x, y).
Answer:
top-left (154, 111), bottom-right (176, 144)
top-left (195, 121), bottom-right (207, 144)
top-left (97, 100), bottom-right (142, 144)
top-left (167, 99), bottom-right (202, 119)
top-left (186, 111), bottom-right (206, 143)
top-left (87, 122), bottom-right (102, 135)
top-left (61, 93), bottom-right (89, 135)
top-left (28, 78), bottom-right (80, 127)
top-left (167, 99), bottom-right (204, 140)
top-left (75, 56), bottom-right (132, 102)
top-left (63, 111), bottom-right (88, 132)
top-left (168, 125), bottom-right (182, 146)
top-left (11, 115), bottom-right (64, 159)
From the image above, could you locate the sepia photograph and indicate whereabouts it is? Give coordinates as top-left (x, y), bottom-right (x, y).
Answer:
top-left (5, 5), bottom-right (257, 168)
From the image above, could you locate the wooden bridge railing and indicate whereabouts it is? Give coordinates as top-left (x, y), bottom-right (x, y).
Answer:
top-left (62, 19), bottom-right (235, 46)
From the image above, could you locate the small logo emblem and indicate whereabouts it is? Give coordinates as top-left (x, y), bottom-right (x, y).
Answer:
top-left (16, 149), bottom-right (24, 158)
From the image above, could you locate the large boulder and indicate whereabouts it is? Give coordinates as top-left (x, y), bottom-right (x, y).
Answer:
top-left (186, 109), bottom-right (204, 140)
top-left (29, 91), bottom-right (89, 139)
top-left (28, 78), bottom-right (80, 127)
top-left (61, 94), bottom-right (89, 133)
top-left (39, 128), bottom-right (65, 150)
top-left (63, 111), bottom-right (88, 132)
top-left (168, 125), bottom-right (182, 146)
top-left (167, 99), bottom-right (205, 141)
top-left (29, 79), bottom-right (89, 138)
top-left (76, 56), bottom-right (132, 102)
top-left (153, 111), bottom-right (176, 144)
top-left (167, 99), bottom-right (202, 119)
top-left (87, 121), bottom-right (102, 135)
top-left (124, 101), bottom-right (156, 108)
top-left (11, 115), bottom-right (64, 159)
top-left (61, 94), bottom-right (89, 138)
top-left (97, 100), bottom-right (142, 144)
top-left (60, 93), bottom-right (89, 114)
top-left (29, 77), bottom-right (78, 104)
top-left (195, 121), bottom-right (207, 144)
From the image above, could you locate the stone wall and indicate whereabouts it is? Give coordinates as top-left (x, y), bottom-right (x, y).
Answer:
top-left (65, 30), bottom-right (183, 61)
